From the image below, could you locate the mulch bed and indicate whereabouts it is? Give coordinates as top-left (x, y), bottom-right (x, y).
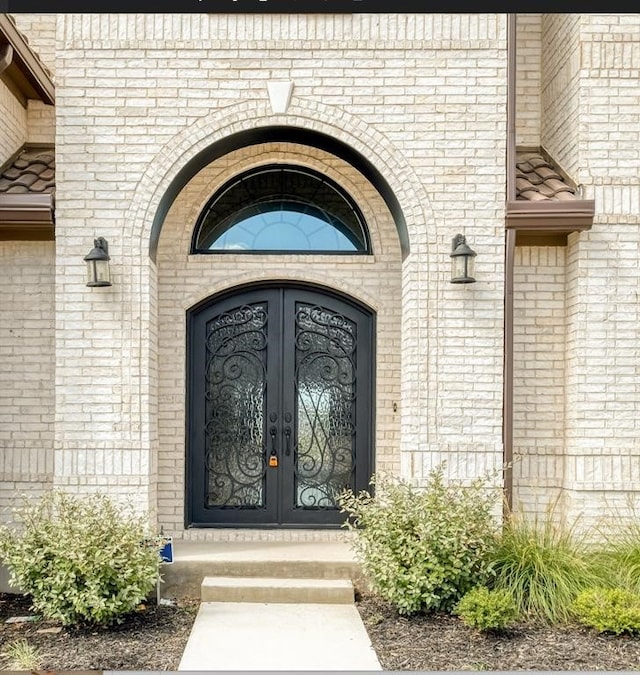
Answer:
top-left (2, 590), bottom-right (640, 671)
top-left (356, 592), bottom-right (640, 671)
top-left (0, 592), bottom-right (200, 671)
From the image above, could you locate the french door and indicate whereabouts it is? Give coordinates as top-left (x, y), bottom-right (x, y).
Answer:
top-left (187, 285), bottom-right (374, 527)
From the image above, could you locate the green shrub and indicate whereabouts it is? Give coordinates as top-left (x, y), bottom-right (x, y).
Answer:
top-left (573, 587), bottom-right (640, 635)
top-left (0, 491), bottom-right (162, 626)
top-left (338, 464), bottom-right (501, 615)
top-left (488, 511), bottom-right (603, 624)
top-left (455, 586), bottom-right (518, 632)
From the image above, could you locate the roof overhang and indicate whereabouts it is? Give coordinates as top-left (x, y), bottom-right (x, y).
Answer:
top-left (0, 192), bottom-right (55, 240)
top-left (0, 14), bottom-right (55, 106)
top-left (506, 199), bottom-right (595, 246)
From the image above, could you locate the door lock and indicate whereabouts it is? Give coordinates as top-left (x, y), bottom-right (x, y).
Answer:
top-left (269, 426), bottom-right (278, 467)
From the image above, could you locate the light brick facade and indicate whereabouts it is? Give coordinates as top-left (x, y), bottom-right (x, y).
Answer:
top-left (513, 246), bottom-right (566, 518)
top-left (0, 13), bottom-right (638, 540)
top-left (0, 80), bottom-right (27, 161)
top-left (515, 13), bottom-right (541, 148)
top-left (26, 100), bottom-right (55, 145)
top-left (0, 242), bottom-right (55, 518)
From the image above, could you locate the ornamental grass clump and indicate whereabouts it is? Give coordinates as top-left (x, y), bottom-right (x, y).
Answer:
top-left (2, 639), bottom-right (42, 671)
top-left (590, 515), bottom-right (640, 593)
top-left (338, 463), bottom-right (501, 615)
top-left (488, 511), bottom-right (603, 625)
top-left (0, 491), bottom-right (162, 627)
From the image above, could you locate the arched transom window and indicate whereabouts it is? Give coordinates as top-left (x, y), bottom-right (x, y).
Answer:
top-left (192, 164), bottom-right (370, 253)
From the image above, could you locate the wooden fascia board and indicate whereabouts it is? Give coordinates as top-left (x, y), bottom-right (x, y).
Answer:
top-left (505, 199), bottom-right (595, 232)
top-left (0, 15), bottom-right (55, 106)
top-left (0, 224), bottom-right (54, 240)
top-left (0, 192), bottom-right (54, 226)
top-left (0, 43), bottom-right (12, 73)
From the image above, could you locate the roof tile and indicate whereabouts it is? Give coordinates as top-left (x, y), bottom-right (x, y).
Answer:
top-left (0, 148), bottom-right (55, 195)
top-left (516, 151), bottom-right (578, 202)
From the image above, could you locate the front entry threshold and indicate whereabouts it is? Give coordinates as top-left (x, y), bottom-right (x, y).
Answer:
top-left (183, 526), bottom-right (351, 539)
top-left (160, 538), bottom-right (364, 599)
top-left (187, 520), bottom-right (345, 529)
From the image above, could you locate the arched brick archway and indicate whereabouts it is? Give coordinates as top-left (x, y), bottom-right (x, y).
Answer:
top-left (124, 98), bottom-right (435, 260)
top-left (123, 101), bottom-right (436, 536)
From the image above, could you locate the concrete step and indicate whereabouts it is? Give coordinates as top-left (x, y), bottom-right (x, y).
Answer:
top-left (201, 575), bottom-right (355, 604)
top-left (161, 540), bottom-right (365, 597)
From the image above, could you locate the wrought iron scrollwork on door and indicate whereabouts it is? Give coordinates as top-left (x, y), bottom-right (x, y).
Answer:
top-left (189, 285), bottom-right (372, 527)
top-left (294, 303), bottom-right (357, 509)
top-left (204, 303), bottom-right (268, 508)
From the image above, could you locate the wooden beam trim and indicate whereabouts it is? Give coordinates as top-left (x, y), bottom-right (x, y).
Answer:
top-left (515, 232), bottom-right (569, 246)
top-left (0, 193), bottom-right (54, 226)
top-left (0, 43), bottom-right (13, 74)
top-left (506, 199), bottom-right (595, 232)
top-left (0, 225), bottom-right (54, 241)
top-left (0, 15), bottom-right (54, 105)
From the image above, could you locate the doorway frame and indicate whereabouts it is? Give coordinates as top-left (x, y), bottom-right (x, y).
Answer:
top-left (184, 280), bottom-right (376, 529)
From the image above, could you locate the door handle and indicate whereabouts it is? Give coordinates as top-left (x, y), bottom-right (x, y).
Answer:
top-left (269, 426), bottom-right (278, 467)
top-left (284, 427), bottom-right (291, 456)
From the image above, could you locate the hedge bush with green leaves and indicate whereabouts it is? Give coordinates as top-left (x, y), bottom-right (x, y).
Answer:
top-left (338, 464), bottom-right (501, 615)
top-left (573, 587), bottom-right (640, 635)
top-left (455, 586), bottom-right (518, 632)
top-left (0, 491), bottom-right (162, 626)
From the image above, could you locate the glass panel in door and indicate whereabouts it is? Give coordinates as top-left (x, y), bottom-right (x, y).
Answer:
top-left (294, 302), bottom-right (357, 509)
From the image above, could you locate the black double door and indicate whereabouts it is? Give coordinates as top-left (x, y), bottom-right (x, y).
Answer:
top-left (187, 285), bottom-right (374, 527)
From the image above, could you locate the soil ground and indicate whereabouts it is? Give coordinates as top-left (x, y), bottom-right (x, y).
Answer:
top-left (2, 591), bottom-right (640, 671)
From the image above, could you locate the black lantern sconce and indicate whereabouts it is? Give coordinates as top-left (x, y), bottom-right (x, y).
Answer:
top-left (84, 237), bottom-right (112, 287)
top-left (450, 233), bottom-right (477, 284)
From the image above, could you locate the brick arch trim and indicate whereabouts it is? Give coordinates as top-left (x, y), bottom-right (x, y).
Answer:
top-left (181, 271), bottom-right (384, 317)
top-left (124, 99), bottom-right (432, 262)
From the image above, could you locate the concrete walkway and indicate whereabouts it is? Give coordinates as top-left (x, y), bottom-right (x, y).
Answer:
top-left (177, 601), bottom-right (382, 671)
top-left (162, 539), bottom-right (381, 670)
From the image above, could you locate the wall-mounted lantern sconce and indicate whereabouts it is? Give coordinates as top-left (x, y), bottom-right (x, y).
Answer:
top-left (450, 233), bottom-right (477, 284)
top-left (84, 237), bottom-right (112, 287)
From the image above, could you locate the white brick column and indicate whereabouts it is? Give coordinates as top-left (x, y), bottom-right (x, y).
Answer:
top-left (52, 229), bottom-right (158, 520)
top-left (560, 14), bottom-right (640, 528)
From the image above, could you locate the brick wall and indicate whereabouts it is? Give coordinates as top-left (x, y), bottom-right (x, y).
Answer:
top-left (3, 12), bottom-right (637, 539)
top-left (512, 246), bottom-right (566, 519)
top-left (11, 14), bottom-right (57, 75)
top-left (579, 14), bottom-right (640, 185)
top-left (0, 242), bottom-right (55, 525)
top-left (555, 14), bottom-right (640, 529)
top-left (50, 13), bottom-right (508, 536)
top-left (0, 81), bottom-right (27, 161)
top-left (27, 101), bottom-right (55, 145)
top-left (541, 14), bottom-right (581, 176)
top-left (516, 14), bottom-right (542, 148)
